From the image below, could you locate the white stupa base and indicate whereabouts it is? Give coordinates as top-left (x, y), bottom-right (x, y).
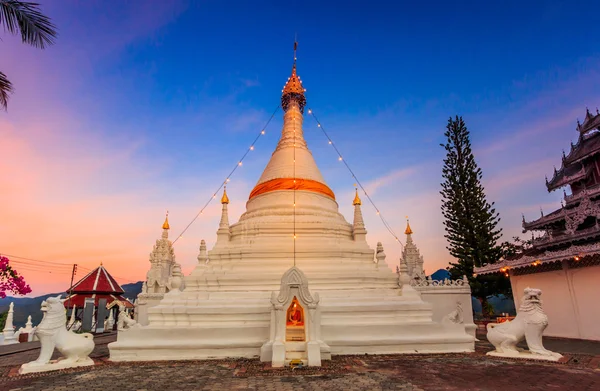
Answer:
top-left (486, 350), bottom-right (563, 362)
top-left (109, 325), bottom-right (473, 362)
top-left (109, 288), bottom-right (475, 362)
top-left (2, 331), bottom-right (18, 345)
top-left (18, 357), bottom-right (95, 374)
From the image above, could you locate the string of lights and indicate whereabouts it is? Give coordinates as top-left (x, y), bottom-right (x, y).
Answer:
top-left (171, 105), bottom-right (280, 245)
top-left (0, 109), bottom-right (284, 285)
top-left (306, 108), bottom-right (405, 251)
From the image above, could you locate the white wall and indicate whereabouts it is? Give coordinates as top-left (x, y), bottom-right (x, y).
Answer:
top-left (135, 295), bottom-right (164, 326)
top-left (418, 286), bottom-right (476, 338)
top-left (510, 263), bottom-right (600, 341)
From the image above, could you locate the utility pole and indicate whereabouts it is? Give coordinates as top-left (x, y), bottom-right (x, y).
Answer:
top-left (67, 264), bottom-right (77, 316)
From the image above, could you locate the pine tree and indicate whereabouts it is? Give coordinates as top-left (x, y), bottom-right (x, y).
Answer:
top-left (440, 116), bottom-right (509, 316)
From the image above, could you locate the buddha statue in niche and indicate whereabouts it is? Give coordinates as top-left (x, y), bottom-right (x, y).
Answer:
top-left (286, 297), bottom-right (304, 326)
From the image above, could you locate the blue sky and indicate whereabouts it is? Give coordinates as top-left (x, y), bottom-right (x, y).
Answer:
top-left (1, 0), bottom-right (599, 293)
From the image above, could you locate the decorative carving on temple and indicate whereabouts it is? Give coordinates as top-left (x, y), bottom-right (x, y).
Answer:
top-left (144, 214), bottom-right (176, 294)
top-left (411, 275), bottom-right (470, 288)
top-left (375, 242), bottom-right (386, 268)
top-left (442, 301), bottom-right (464, 324)
top-left (401, 219), bottom-right (426, 281)
top-left (477, 241), bottom-right (600, 274)
top-left (166, 263), bottom-right (185, 295)
top-left (197, 239), bottom-right (208, 264)
top-left (486, 288), bottom-right (562, 361)
top-left (271, 267), bottom-right (319, 310)
top-left (19, 296), bottom-right (95, 374)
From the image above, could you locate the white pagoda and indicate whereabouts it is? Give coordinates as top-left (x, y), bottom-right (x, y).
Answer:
top-left (109, 56), bottom-right (474, 365)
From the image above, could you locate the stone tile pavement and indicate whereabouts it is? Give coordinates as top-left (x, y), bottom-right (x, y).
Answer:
top-left (0, 333), bottom-right (598, 391)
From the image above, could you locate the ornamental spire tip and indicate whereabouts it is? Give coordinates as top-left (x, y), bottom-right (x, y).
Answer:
top-left (221, 186), bottom-right (230, 204)
top-left (281, 40), bottom-right (306, 113)
top-left (405, 217), bottom-right (413, 235)
top-left (162, 211), bottom-right (170, 230)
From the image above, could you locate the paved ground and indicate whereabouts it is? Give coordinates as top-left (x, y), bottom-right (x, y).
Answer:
top-left (0, 333), bottom-right (598, 391)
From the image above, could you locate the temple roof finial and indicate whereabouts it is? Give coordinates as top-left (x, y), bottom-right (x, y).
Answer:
top-left (162, 211), bottom-right (170, 230)
top-left (281, 40), bottom-right (306, 113)
top-left (221, 186), bottom-right (230, 204)
top-left (405, 216), bottom-right (413, 235)
top-left (353, 186), bottom-right (362, 206)
top-left (293, 35), bottom-right (297, 64)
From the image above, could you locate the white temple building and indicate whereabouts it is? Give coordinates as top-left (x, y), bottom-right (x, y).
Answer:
top-left (109, 57), bottom-right (475, 365)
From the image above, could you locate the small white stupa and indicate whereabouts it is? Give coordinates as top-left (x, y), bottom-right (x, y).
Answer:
top-left (109, 49), bottom-right (474, 364)
top-left (2, 302), bottom-right (18, 345)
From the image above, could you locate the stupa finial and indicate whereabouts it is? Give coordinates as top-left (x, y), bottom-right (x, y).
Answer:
top-left (281, 40), bottom-right (306, 113)
top-left (353, 187), bottom-right (362, 206)
top-left (405, 217), bottom-right (413, 235)
top-left (162, 211), bottom-right (170, 230)
top-left (221, 186), bottom-right (230, 204)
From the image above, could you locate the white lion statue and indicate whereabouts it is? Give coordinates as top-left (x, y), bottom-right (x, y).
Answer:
top-left (117, 305), bottom-right (141, 331)
top-left (486, 287), bottom-right (562, 361)
top-left (19, 295), bottom-right (95, 374)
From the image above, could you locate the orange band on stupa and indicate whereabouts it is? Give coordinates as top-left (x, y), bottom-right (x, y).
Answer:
top-left (249, 178), bottom-right (336, 200)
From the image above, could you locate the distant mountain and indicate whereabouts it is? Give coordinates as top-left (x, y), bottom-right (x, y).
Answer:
top-left (0, 293), bottom-right (62, 329)
top-left (0, 281), bottom-right (143, 329)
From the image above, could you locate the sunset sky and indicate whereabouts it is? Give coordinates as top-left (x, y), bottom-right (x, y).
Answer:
top-left (1, 0), bottom-right (599, 295)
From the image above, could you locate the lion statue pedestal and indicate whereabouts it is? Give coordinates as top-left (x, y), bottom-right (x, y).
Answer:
top-left (19, 296), bottom-right (95, 374)
top-left (486, 288), bottom-right (562, 362)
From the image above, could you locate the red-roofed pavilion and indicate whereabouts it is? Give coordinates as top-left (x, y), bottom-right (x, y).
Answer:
top-left (64, 264), bottom-right (134, 309)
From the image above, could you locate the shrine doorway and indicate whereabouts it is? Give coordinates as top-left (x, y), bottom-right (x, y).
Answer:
top-left (285, 296), bottom-right (306, 342)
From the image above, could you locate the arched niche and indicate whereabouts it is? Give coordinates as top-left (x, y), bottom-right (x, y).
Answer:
top-left (286, 296), bottom-right (305, 342)
top-left (260, 266), bottom-right (329, 367)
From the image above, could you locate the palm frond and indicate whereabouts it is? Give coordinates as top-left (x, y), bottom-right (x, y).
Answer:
top-left (0, 71), bottom-right (13, 110)
top-left (0, 0), bottom-right (57, 49)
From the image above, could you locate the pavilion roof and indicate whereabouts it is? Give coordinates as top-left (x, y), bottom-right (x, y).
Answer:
top-left (69, 265), bottom-right (124, 294)
top-left (474, 241), bottom-right (600, 275)
top-left (546, 120), bottom-right (600, 191)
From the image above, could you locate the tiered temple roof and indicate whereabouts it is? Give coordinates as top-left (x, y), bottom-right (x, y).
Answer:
top-left (476, 108), bottom-right (600, 275)
top-left (64, 265), bottom-right (133, 308)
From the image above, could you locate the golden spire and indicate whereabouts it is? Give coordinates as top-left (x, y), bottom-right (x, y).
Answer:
top-left (281, 40), bottom-right (306, 113)
top-left (353, 188), bottom-right (362, 206)
top-left (221, 186), bottom-right (230, 204)
top-left (405, 217), bottom-right (413, 235)
top-left (162, 211), bottom-right (170, 230)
